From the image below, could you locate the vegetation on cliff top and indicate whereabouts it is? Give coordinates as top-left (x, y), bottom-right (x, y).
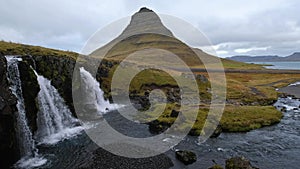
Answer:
top-left (0, 41), bottom-right (78, 59)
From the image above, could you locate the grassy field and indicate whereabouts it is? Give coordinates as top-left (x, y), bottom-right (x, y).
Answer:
top-left (136, 103), bottom-right (282, 134)
top-left (2, 41), bottom-right (300, 134)
top-left (0, 41), bottom-right (78, 59)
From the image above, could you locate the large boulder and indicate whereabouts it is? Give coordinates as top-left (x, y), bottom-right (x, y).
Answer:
top-left (148, 120), bottom-right (170, 134)
top-left (225, 157), bottom-right (258, 169)
top-left (175, 150), bottom-right (197, 165)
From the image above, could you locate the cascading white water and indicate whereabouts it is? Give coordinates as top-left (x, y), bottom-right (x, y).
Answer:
top-left (6, 56), bottom-right (36, 157)
top-left (33, 70), bottom-right (83, 145)
top-left (5, 56), bottom-right (47, 168)
top-left (79, 67), bottom-right (118, 113)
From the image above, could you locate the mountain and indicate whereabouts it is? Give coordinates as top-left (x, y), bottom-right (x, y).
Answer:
top-left (227, 52), bottom-right (300, 62)
top-left (287, 52), bottom-right (300, 61)
top-left (90, 7), bottom-right (246, 69)
top-left (90, 7), bottom-right (203, 67)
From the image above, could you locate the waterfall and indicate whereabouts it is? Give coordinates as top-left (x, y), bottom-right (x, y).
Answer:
top-left (6, 56), bottom-right (35, 157)
top-left (33, 70), bottom-right (83, 145)
top-left (79, 67), bottom-right (118, 113)
top-left (5, 56), bottom-right (47, 168)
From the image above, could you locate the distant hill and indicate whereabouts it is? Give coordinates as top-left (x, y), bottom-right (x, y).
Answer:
top-left (227, 52), bottom-right (300, 62)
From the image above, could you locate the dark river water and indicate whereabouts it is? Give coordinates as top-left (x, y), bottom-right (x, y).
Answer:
top-left (31, 96), bottom-right (300, 169)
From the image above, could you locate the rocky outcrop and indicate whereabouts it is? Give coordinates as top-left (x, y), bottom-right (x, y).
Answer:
top-left (0, 54), bottom-right (19, 168)
top-left (31, 55), bottom-right (76, 114)
top-left (7, 55), bottom-right (76, 133)
top-left (18, 58), bottom-right (40, 133)
top-left (175, 150), bottom-right (197, 165)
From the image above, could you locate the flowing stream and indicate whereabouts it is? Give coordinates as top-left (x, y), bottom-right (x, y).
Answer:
top-left (167, 96), bottom-right (300, 169)
top-left (30, 92), bottom-right (300, 169)
top-left (6, 57), bottom-right (300, 168)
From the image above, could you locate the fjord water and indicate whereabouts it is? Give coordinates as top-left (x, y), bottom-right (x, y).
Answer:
top-left (249, 62), bottom-right (300, 70)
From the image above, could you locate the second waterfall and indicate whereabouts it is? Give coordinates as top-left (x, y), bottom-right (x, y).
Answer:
top-left (33, 70), bottom-right (84, 145)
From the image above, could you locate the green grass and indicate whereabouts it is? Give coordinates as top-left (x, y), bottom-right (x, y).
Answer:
top-left (0, 41), bottom-right (78, 59)
top-left (220, 106), bottom-right (282, 132)
top-left (137, 103), bottom-right (282, 134)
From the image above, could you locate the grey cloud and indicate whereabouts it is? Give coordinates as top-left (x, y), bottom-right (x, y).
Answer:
top-left (0, 0), bottom-right (299, 57)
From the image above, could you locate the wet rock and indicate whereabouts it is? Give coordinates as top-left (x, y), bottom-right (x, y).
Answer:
top-left (210, 125), bottom-right (222, 138)
top-left (175, 150), bottom-right (197, 165)
top-left (281, 107), bottom-right (287, 112)
top-left (225, 157), bottom-right (258, 169)
top-left (188, 125), bottom-right (222, 137)
top-left (0, 96), bottom-right (5, 110)
top-left (148, 120), bottom-right (170, 134)
top-left (209, 165), bottom-right (224, 169)
top-left (170, 110), bottom-right (180, 118)
top-left (18, 60), bottom-right (40, 133)
top-left (188, 128), bottom-right (201, 136)
top-left (0, 54), bottom-right (19, 168)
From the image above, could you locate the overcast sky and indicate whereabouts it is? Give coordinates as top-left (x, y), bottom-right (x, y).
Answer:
top-left (1, 0), bottom-right (300, 57)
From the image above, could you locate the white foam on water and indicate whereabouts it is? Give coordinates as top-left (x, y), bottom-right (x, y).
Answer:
top-left (79, 67), bottom-right (121, 114)
top-left (33, 70), bottom-right (85, 145)
top-left (288, 82), bottom-right (300, 86)
top-left (14, 155), bottom-right (47, 169)
top-left (38, 126), bottom-right (84, 145)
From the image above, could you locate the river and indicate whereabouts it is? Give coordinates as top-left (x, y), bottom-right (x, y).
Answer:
top-left (24, 94), bottom-right (299, 169)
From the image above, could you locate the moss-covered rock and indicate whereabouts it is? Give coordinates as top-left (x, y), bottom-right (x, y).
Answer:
top-left (32, 55), bottom-right (76, 115)
top-left (148, 119), bottom-right (171, 134)
top-left (225, 157), bottom-right (258, 169)
top-left (209, 165), bottom-right (224, 169)
top-left (175, 150), bottom-right (197, 165)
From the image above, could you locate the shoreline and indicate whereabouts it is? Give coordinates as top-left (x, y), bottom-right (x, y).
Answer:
top-left (278, 83), bottom-right (300, 98)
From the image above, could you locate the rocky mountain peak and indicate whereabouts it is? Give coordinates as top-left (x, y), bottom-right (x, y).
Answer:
top-left (119, 7), bottom-right (173, 38)
top-left (138, 7), bottom-right (154, 13)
